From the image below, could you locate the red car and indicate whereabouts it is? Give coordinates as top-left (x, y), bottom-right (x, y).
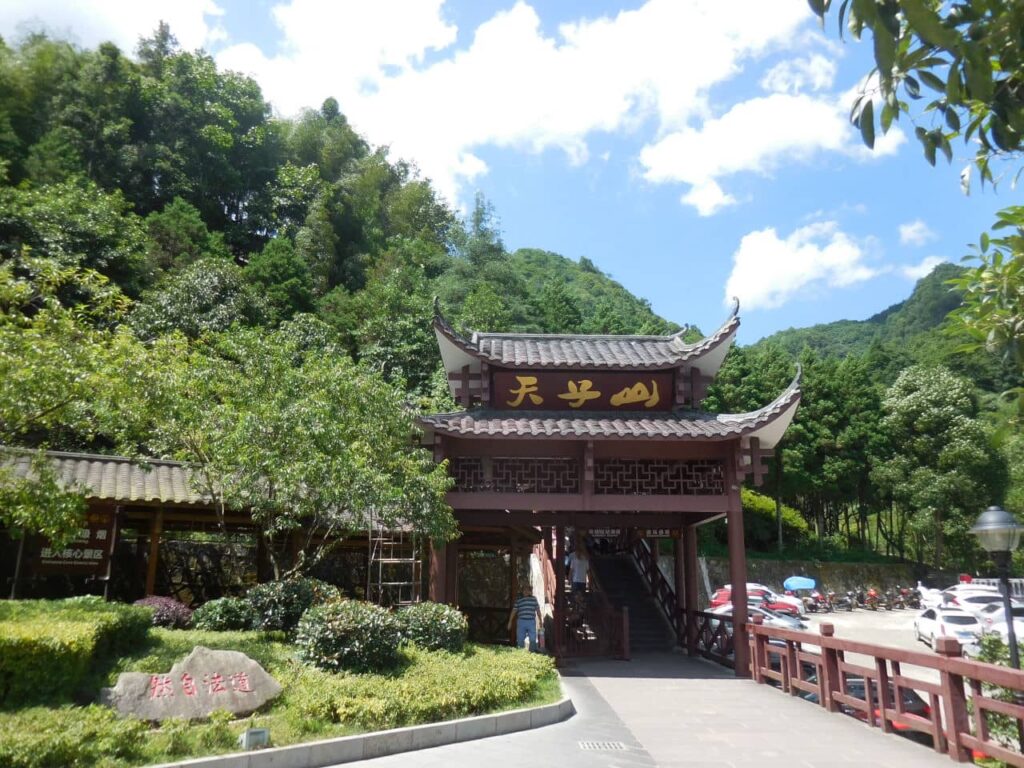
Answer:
top-left (709, 587), bottom-right (801, 617)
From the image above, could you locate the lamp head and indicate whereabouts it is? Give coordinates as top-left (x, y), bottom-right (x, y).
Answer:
top-left (970, 506), bottom-right (1024, 554)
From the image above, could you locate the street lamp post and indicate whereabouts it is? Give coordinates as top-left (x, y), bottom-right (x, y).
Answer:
top-left (970, 505), bottom-right (1024, 750)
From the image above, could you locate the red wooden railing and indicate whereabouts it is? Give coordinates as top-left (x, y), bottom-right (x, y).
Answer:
top-left (631, 538), bottom-right (685, 640)
top-left (749, 619), bottom-right (1024, 765)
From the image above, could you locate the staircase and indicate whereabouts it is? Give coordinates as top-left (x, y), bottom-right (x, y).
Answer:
top-left (590, 553), bottom-right (675, 652)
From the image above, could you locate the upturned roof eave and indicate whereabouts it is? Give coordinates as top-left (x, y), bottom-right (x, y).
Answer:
top-left (432, 297), bottom-right (740, 372)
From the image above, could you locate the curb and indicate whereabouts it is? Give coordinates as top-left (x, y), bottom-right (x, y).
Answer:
top-left (149, 696), bottom-right (575, 768)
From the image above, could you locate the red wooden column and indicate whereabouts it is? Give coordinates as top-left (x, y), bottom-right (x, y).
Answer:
top-left (429, 540), bottom-right (447, 603)
top-left (726, 450), bottom-right (750, 677)
top-left (554, 525), bottom-right (566, 657)
top-left (683, 525), bottom-right (699, 655)
top-left (445, 541), bottom-right (459, 606)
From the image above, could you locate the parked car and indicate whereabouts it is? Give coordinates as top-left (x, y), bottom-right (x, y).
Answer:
top-left (710, 603), bottom-right (808, 631)
top-left (941, 588), bottom-right (1007, 618)
top-left (977, 603), bottom-right (1024, 641)
top-left (920, 583), bottom-right (999, 610)
top-left (914, 607), bottom-right (982, 648)
top-left (799, 675), bottom-right (932, 740)
top-left (713, 585), bottom-right (804, 617)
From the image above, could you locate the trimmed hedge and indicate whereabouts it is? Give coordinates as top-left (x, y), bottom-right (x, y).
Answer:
top-left (396, 602), bottom-right (468, 652)
top-left (133, 596), bottom-right (193, 629)
top-left (246, 578), bottom-right (341, 632)
top-left (290, 644), bottom-right (556, 730)
top-left (295, 600), bottom-right (401, 672)
top-left (192, 597), bottom-right (257, 631)
top-left (0, 704), bottom-right (148, 768)
top-left (0, 597), bottom-right (151, 706)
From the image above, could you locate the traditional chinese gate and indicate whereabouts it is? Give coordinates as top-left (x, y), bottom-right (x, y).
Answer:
top-left (419, 301), bottom-right (801, 675)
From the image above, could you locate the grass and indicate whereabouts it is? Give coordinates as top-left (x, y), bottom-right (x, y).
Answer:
top-left (0, 629), bottom-right (560, 768)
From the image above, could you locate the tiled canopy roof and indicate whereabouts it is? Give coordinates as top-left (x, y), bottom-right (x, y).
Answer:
top-left (1, 448), bottom-right (207, 505)
top-left (434, 298), bottom-right (739, 370)
top-left (421, 367), bottom-right (801, 445)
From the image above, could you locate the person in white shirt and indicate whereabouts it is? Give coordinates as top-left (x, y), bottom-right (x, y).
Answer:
top-left (567, 542), bottom-right (589, 593)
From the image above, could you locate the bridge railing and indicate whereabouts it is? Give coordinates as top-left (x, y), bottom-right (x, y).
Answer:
top-left (749, 619), bottom-right (1024, 765)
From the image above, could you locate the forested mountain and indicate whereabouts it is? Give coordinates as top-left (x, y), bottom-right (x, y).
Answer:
top-left (0, 25), bottom-right (1020, 573)
top-left (755, 263), bottom-right (1017, 395)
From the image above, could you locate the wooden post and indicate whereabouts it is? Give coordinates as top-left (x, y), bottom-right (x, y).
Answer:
top-left (683, 525), bottom-right (699, 656)
top-left (621, 606), bottom-right (630, 661)
top-left (554, 525), bottom-right (566, 657)
top-left (673, 537), bottom-right (685, 644)
top-left (726, 451), bottom-right (749, 677)
top-left (445, 540), bottom-right (458, 606)
top-left (819, 623), bottom-right (841, 712)
top-left (935, 636), bottom-right (971, 763)
top-left (750, 613), bottom-right (765, 684)
top-left (509, 538), bottom-right (519, 645)
top-left (103, 506), bottom-right (120, 600)
top-left (429, 540), bottom-right (446, 603)
top-left (8, 534), bottom-right (26, 600)
top-left (145, 508), bottom-right (164, 596)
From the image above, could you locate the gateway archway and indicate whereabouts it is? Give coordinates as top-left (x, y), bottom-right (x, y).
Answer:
top-left (418, 301), bottom-right (800, 675)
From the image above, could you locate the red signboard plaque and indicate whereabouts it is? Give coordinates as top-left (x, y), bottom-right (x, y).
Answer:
top-left (492, 370), bottom-right (674, 412)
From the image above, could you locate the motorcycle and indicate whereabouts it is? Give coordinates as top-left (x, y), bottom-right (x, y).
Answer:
top-left (854, 587), bottom-right (868, 609)
top-left (881, 588), bottom-right (894, 610)
top-left (838, 590), bottom-right (856, 611)
top-left (864, 587), bottom-right (880, 610)
top-left (906, 587), bottom-right (922, 610)
top-left (890, 586), bottom-right (906, 610)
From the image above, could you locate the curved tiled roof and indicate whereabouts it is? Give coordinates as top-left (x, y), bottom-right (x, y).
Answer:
top-left (421, 367), bottom-right (801, 445)
top-left (1, 448), bottom-right (207, 505)
top-left (433, 298), bottom-right (739, 370)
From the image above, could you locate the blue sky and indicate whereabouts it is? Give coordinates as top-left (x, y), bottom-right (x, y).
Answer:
top-left (0, 0), bottom-right (1009, 342)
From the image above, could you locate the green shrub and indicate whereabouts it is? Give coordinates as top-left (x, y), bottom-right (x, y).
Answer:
top-left (396, 601), bottom-right (468, 652)
top-left (0, 598), bottom-right (151, 706)
top-left (0, 704), bottom-right (148, 768)
top-left (246, 578), bottom-right (341, 632)
top-left (295, 600), bottom-right (401, 672)
top-left (290, 644), bottom-right (556, 730)
top-left (192, 597), bottom-right (257, 631)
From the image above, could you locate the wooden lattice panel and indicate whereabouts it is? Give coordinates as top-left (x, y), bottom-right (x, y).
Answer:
top-left (492, 458), bottom-right (580, 493)
top-left (450, 457), bottom-right (485, 491)
top-left (593, 459), bottom-right (725, 495)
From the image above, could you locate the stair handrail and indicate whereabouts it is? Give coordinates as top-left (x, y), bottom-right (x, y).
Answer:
top-left (631, 537), bottom-right (685, 643)
top-left (572, 539), bottom-right (629, 660)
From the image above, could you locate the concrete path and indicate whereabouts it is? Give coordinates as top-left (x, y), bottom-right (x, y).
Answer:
top-left (336, 652), bottom-right (957, 768)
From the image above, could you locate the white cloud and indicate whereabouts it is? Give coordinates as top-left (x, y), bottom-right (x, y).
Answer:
top-left (641, 89), bottom-right (904, 215)
top-left (760, 54), bottom-right (836, 94)
top-left (902, 255), bottom-right (946, 279)
top-left (216, 0), bottom-right (812, 201)
top-left (725, 221), bottom-right (882, 310)
top-left (681, 180), bottom-right (737, 217)
top-left (0, 0), bottom-right (224, 52)
top-left (899, 219), bottom-right (938, 246)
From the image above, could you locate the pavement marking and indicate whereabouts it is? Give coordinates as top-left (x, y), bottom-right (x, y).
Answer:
top-left (578, 741), bottom-right (627, 751)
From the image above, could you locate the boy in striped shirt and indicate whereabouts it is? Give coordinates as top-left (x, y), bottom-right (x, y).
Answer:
top-left (508, 583), bottom-right (542, 651)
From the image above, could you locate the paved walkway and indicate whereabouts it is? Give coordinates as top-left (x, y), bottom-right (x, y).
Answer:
top-left (339, 652), bottom-right (956, 768)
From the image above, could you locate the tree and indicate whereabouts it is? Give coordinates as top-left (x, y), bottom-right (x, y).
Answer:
top-left (537, 281), bottom-right (582, 333)
top-left (946, 205), bottom-right (1024, 420)
top-left (810, 0), bottom-right (1024, 182)
top-left (145, 196), bottom-right (231, 271)
top-left (121, 316), bottom-right (455, 578)
top-left (244, 237), bottom-right (314, 324)
top-left (871, 365), bottom-right (1006, 567)
top-left (131, 258), bottom-right (266, 340)
top-left (0, 180), bottom-right (153, 295)
top-left (0, 256), bottom-right (134, 547)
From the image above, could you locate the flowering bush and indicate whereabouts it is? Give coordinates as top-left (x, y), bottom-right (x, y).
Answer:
top-left (133, 596), bottom-right (193, 629)
top-left (396, 601), bottom-right (468, 652)
top-left (295, 600), bottom-right (401, 672)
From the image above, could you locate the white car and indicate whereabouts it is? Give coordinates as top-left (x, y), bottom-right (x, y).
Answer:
top-left (914, 607), bottom-right (982, 648)
top-left (709, 603), bottom-right (807, 632)
top-left (921, 584), bottom-right (1000, 610)
top-left (724, 582), bottom-right (806, 617)
top-left (978, 603), bottom-right (1024, 641)
top-left (945, 589), bottom-right (1009, 618)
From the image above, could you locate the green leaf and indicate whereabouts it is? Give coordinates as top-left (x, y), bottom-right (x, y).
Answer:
top-left (918, 70), bottom-right (946, 93)
top-left (980, 231), bottom-right (990, 253)
top-left (964, 49), bottom-right (994, 103)
top-left (881, 102), bottom-right (896, 132)
top-left (900, 0), bottom-right (960, 49)
top-left (859, 99), bottom-right (875, 148)
top-left (945, 108), bottom-right (961, 132)
top-left (946, 65), bottom-right (962, 103)
top-left (904, 75), bottom-right (921, 99)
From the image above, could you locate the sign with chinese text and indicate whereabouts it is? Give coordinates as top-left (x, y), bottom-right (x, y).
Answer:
top-left (101, 646), bottom-right (282, 721)
top-left (36, 507), bottom-right (115, 575)
top-left (492, 370), bottom-right (674, 412)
